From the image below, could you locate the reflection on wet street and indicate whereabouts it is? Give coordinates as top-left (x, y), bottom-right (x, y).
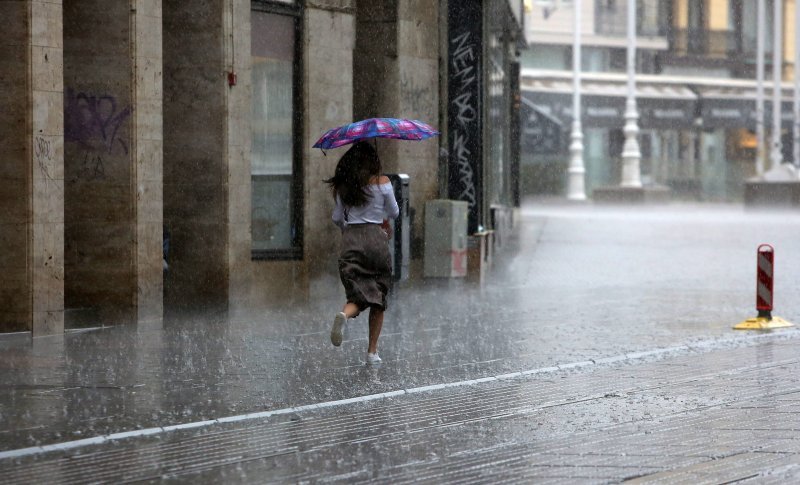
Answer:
top-left (3, 202), bottom-right (800, 482)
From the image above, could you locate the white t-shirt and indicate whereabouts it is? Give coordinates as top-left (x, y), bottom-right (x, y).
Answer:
top-left (332, 182), bottom-right (400, 228)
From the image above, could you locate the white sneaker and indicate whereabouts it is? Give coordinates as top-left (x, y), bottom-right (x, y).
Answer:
top-left (330, 312), bottom-right (347, 347)
top-left (366, 352), bottom-right (382, 364)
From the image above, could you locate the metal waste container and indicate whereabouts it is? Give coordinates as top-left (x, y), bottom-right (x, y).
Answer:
top-left (386, 174), bottom-right (410, 281)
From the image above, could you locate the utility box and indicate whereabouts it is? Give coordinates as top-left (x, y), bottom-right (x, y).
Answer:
top-left (424, 199), bottom-right (469, 278)
top-left (386, 174), bottom-right (410, 281)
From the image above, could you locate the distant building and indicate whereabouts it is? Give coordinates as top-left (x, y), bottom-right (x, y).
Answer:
top-left (521, 0), bottom-right (798, 201)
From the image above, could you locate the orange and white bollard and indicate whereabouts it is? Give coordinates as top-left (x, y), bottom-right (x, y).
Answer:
top-left (734, 244), bottom-right (794, 330)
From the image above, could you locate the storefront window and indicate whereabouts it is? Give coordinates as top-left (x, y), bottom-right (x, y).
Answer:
top-left (486, 1), bottom-right (512, 209)
top-left (251, 5), bottom-right (301, 258)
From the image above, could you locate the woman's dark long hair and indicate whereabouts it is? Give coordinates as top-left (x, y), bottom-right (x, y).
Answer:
top-left (324, 141), bottom-right (382, 207)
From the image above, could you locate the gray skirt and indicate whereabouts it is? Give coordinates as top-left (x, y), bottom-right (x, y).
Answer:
top-left (338, 224), bottom-right (393, 311)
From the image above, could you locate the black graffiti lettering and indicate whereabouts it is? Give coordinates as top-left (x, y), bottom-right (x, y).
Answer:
top-left (34, 136), bottom-right (55, 181)
top-left (76, 152), bottom-right (106, 182)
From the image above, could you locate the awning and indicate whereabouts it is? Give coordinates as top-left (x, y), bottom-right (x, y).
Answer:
top-left (521, 73), bottom-right (800, 142)
top-left (696, 86), bottom-right (795, 129)
top-left (520, 96), bottom-right (562, 154)
top-left (521, 78), bottom-right (698, 130)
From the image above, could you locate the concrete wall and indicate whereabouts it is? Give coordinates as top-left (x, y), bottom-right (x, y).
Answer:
top-left (302, 2), bottom-right (356, 300)
top-left (304, 2), bottom-right (357, 239)
top-left (354, 1), bottom-right (397, 123)
top-left (354, 0), bottom-right (440, 262)
top-left (0, 0), bottom-right (65, 335)
top-left (395, 0), bottom-right (440, 259)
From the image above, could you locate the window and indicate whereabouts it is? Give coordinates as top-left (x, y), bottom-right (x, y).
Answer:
top-left (595, 0), bottom-right (665, 37)
top-left (581, 47), bottom-right (610, 72)
top-left (251, 2), bottom-right (302, 259)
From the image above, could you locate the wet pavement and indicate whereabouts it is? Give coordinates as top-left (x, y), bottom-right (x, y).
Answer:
top-left (3, 200), bottom-right (800, 482)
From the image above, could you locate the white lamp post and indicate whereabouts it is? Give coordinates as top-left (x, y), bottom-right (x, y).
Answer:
top-left (770, 0), bottom-right (783, 169)
top-left (794, 0), bottom-right (800, 168)
top-left (567, 0), bottom-right (586, 200)
top-left (620, 0), bottom-right (642, 187)
top-left (756, 0), bottom-right (765, 176)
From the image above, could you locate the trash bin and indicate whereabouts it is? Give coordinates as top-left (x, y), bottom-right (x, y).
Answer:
top-left (386, 174), bottom-right (410, 281)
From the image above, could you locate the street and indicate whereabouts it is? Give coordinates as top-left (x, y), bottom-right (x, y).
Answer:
top-left (3, 200), bottom-right (800, 483)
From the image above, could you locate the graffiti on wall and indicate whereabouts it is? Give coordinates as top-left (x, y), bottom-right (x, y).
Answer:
top-left (449, 32), bottom-right (477, 211)
top-left (65, 88), bottom-right (132, 155)
top-left (447, 0), bottom-right (483, 234)
top-left (34, 136), bottom-right (56, 182)
top-left (400, 72), bottom-right (434, 122)
top-left (64, 88), bottom-right (132, 183)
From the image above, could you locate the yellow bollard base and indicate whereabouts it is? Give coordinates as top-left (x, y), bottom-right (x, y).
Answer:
top-left (733, 316), bottom-right (795, 330)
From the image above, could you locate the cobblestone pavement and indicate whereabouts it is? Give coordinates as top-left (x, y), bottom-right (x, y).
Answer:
top-left (2, 201), bottom-right (800, 482)
top-left (3, 335), bottom-right (800, 483)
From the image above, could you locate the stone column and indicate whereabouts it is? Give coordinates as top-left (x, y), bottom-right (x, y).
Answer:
top-left (354, 0), bottom-right (439, 257)
top-left (224, 0), bottom-right (252, 316)
top-left (31, 0), bottom-right (65, 335)
top-left (163, 0), bottom-right (229, 313)
top-left (63, 0), bottom-right (162, 326)
top-left (133, 1), bottom-right (164, 323)
top-left (0, 1), bottom-right (65, 335)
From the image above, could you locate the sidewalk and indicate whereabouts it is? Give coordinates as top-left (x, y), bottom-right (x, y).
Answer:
top-left (2, 201), bottom-right (800, 455)
top-left (3, 329), bottom-right (800, 483)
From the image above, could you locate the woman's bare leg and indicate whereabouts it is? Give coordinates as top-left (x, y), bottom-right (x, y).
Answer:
top-left (342, 302), bottom-right (360, 318)
top-left (368, 307), bottom-right (384, 354)
top-left (331, 302), bottom-right (360, 347)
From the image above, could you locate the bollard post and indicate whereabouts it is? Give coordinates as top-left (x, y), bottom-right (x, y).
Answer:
top-left (756, 244), bottom-right (774, 319)
top-left (734, 244), bottom-right (794, 330)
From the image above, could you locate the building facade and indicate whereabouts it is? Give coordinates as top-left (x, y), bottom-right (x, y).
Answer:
top-left (0, 0), bottom-right (523, 334)
top-left (521, 0), bottom-right (799, 201)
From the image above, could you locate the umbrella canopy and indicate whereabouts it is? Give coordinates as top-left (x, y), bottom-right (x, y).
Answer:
top-left (313, 117), bottom-right (439, 150)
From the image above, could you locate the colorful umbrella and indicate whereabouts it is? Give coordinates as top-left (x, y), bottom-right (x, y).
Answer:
top-left (313, 117), bottom-right (439, 150)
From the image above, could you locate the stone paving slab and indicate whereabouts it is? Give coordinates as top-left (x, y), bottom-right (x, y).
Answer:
top-left (4, 337), bottom-right (800, 483)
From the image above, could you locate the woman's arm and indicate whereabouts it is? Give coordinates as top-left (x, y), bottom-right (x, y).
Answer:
top-left (332, 195), bottom-right (346, 229)
top-left (380, 219), bottom-right (393, 240)
top-left (380, 177), bottom-right (400, 220)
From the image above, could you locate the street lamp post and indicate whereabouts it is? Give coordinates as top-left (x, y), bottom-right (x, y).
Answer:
top-left (794, 0), bottom-right (800, 168)
top-left (756, 0), bottom-right (765, 176)
top-left (770, 0), bottom-right (783, 169)
top-left (567, 0), bottom-right (586, 200)
top-left (620, 0), bottom-right (642, 187)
